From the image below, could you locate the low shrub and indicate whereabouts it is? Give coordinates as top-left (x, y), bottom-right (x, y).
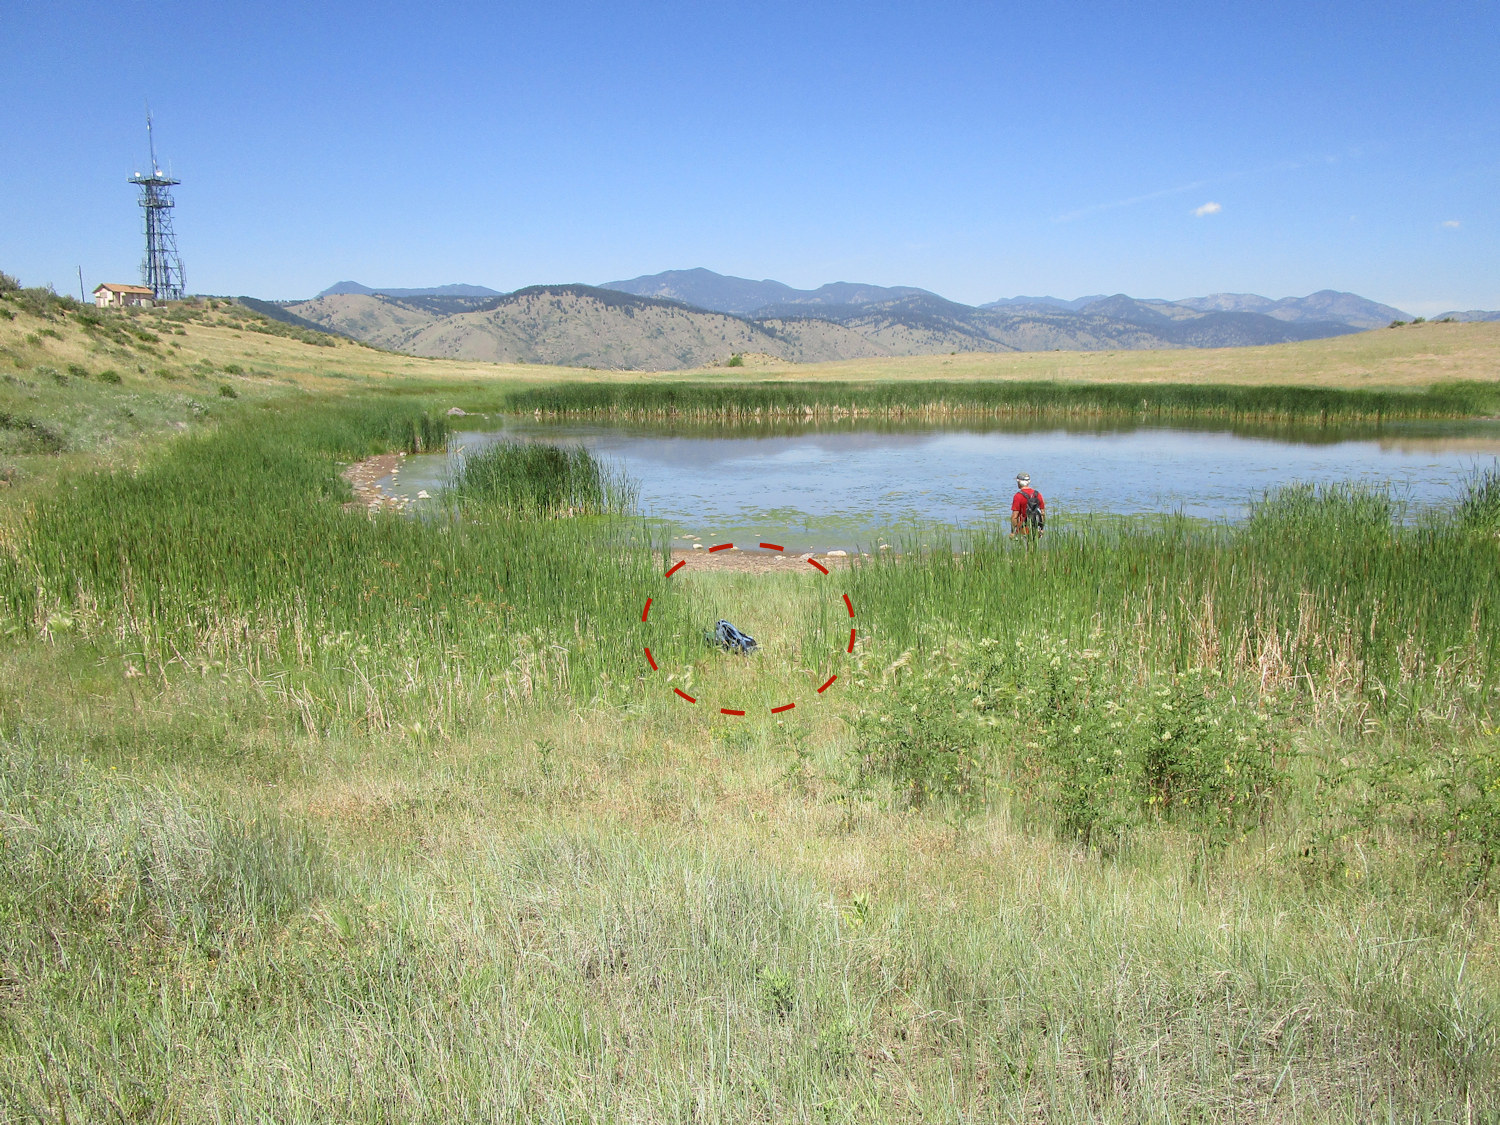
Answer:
top-left (1444, 733), bottom-right (1500, 886)
top-left (0, 412), bottom-right (65, 453)
top-left (1138, 670), bottom-right (1279, 842)
top-left (218, 383), bottom-right (238, 398)
top-left (850, 659), bottom-right (985, 810)
top-left (96, 369), bottom-right (122, 385)
top-left (849, 635), bottom-right (1283, 847)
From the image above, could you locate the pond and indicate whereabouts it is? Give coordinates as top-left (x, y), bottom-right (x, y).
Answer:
top-left (385, 416), bottom-right (1500, 552)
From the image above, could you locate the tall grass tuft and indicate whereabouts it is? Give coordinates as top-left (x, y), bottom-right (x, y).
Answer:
top-left (444, 441), bottom-right (637, 516)
top-left (1456, 464), bottom-right (1500, 532)
top-left (0, 737), bottom-right (324, 946)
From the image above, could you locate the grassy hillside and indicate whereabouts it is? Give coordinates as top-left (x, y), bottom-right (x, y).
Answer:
top-left (3, 280), bottom-right (1499, 1119)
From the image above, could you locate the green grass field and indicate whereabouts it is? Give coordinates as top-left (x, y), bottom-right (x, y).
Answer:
top-left (2, 282), bottom-right (1499, 1122)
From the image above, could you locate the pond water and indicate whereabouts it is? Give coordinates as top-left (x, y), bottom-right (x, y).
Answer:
top-left (385, 416), bottom-right (1500, 552)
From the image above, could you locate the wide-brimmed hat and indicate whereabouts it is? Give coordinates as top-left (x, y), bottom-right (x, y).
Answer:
top-left (1015, 473), bottom-right (1031, 486)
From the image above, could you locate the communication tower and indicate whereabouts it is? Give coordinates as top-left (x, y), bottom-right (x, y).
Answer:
top-left (129, 113), bottom-right (186, 302)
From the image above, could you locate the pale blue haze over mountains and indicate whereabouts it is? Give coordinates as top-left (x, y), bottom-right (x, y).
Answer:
top-left (313, 268), bottom-right (1415, 331)
top-left (2, 2), bottom-right (1495, 315)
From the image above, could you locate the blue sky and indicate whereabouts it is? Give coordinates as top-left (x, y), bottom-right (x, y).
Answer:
top-left (2, 1), bottom-right (1495, 314)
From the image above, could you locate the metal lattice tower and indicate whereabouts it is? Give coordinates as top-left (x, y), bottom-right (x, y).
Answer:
top-left (129, 113), bottom-right (186, 302)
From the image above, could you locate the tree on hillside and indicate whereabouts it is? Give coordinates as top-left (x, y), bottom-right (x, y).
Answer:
top-left (0, 270), bottom-right (20, 293)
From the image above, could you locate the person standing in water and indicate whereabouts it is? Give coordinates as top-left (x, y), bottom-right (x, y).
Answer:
top-left (1011, 472), bottom-right (1045, 536)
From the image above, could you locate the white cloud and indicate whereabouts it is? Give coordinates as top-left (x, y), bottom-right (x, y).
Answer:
top-left (1442, 219), bottom-right (1461, 229)
top-left (1193, 201), bottom-right (1222, 217)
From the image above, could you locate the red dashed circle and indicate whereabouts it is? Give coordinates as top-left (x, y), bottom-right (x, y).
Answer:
top-left (639, 541), bottom-right (852, 715)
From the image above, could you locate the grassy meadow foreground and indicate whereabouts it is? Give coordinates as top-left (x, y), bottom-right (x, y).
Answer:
top-left (2, 282), bottom-right (1500, 1121)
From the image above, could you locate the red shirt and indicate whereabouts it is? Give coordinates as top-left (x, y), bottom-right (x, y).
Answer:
top-left (1012, 487), bottom-right (1044, 515)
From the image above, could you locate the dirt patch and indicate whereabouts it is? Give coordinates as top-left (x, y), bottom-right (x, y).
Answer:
top-left (341, 452), bottom-right (410, 513)
top-left (666, 547), bottom-right (863, 574)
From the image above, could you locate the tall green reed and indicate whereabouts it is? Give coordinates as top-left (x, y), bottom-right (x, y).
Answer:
top-left (0, 398), bottom-right (688, 733)
top-left (1457, 464), bottom-right (1500, 532)
top-left (444, 440), bottom-right (637, 516)
top-left (845, 485), bottom-right (1500, 719)
top-left (496, 378), bottom-right (1500, 423)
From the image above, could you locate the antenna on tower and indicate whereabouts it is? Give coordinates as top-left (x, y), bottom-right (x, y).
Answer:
top-left (129, 108), bottom-right (186, 302)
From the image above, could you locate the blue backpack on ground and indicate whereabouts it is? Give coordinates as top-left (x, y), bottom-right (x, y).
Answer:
top-left (708, 620), bottom-right (758, 655)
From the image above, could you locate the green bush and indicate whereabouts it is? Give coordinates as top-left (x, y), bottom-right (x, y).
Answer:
top-left (222, 362), bottom-right (244, 375)
top-left (969, 635), bottom-right (1137, 846)
top-left (1444, 734), bottom-right (1500, 886)
top-left (726, 353), bottom-right (745, 367)
top-left (0, 269), bottom-right (20, 293)
top-left (1139, 671), bottom-right (1279, 842)
top-left (0, 412), bottom-right (65, 453)
top-left (218, 383), bottom-right (238, 398)
top-left (850, 660), bottom-right (985, 810)
top-left (1338, 729), bottom-right (1500, 892)
top-left (66, 363), bottom-right (89, 379)
top-left (851, 636), bottom-right (1284, 848)
top-left (96, 368), bottom-right (122, 385)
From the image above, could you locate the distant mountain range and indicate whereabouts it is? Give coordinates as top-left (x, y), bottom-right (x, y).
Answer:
top-left (600, 268), bottom-right (937, 316)
top-left (1433, 309), bottom-right (1500, 323)
top-left (318, 281), bottom-right (503, 299)
top-left (281, 269), bottom-right (1440, 371)
top-left (600, 270), bottom-right (1410, 330)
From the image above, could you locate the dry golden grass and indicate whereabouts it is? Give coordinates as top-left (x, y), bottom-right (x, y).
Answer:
top-left (670, 320), bottom-right (1500, 389)
top-left (6, 294), bottom-right (1497, 398)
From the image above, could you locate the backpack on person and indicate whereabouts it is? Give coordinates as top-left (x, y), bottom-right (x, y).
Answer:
top-left (1023, 488), bottom-right (1045, 533)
